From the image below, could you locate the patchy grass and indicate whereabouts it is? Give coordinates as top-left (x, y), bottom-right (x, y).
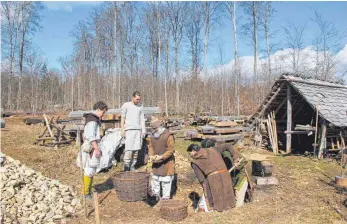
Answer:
top-left (1, 117), bottom-right (347, 224)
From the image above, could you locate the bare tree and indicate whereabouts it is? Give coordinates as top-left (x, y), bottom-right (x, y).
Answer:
top-left (226, 1), bottom-right (240, 115)
top-left (260, 2), bottom-right (275, 80)
top-left (165, 2), bottom-right (187, 113)
top-left (283, 21), bottom-right (306, 74)
top-left (185, 2), bottom-right (203, 78)
top-left (1, 2), bottom-right (21, 110)
top-left (26, 47), bottom-right (43, 111)
top-left (241, 2), bottom-right (262, 83)
top-left (202, 2), bottom-right (222, 78)
top-left (17, 1), bottom-right (43, 110)
top-left (312, 11), bottom-right (345, 81)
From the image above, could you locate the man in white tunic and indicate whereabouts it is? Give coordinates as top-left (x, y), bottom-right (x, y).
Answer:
top-left (76, 101), bottom-right (108, 199)
top-left (121, 91), bottom-right (146, 171)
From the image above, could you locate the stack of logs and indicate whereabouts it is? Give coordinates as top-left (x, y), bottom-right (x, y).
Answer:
top-left (185, 120), bottom-right (251, 143)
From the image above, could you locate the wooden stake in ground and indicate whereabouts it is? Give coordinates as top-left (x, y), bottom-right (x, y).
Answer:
top-left (93, 192), bottom-right (100, 224)
top-left (76, 125), bottom-right (87, 219)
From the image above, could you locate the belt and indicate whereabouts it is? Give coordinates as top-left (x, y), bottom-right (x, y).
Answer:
top-left (208, 169), bottom-right (227, 177)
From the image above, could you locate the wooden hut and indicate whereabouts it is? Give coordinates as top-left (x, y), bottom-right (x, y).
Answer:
top-left (249, 74), bottom-right (347, 157)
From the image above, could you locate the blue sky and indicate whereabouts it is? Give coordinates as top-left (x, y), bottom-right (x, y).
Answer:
top-left (33, 1), bottom-right (347, 70)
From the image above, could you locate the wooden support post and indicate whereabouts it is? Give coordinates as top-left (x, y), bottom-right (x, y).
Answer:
top-left (272, 112), bottom-right (278, 153)
top-left (286, 86), bottom-right (292, 153)
top-left (314, 100), bottom-right (321, 157)
top-left (93, 192), bottom-right (100, 224)
top-left (331, 138), bottom-right (335, 150)
top-left (43, 114), bottom-right (54, 138)
top-left (318, 121), bottom-right (326, 159)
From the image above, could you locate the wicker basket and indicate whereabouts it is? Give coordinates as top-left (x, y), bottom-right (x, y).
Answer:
top-left (160, 200), bottom-right (188, 222)
top-left (113, 172), bottom-right (149, 202)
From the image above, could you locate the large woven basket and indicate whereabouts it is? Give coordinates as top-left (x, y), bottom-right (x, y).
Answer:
top-left (160, 200), bottom-right (188, 222)
top-left (113, 172), bottom-right (149, 202)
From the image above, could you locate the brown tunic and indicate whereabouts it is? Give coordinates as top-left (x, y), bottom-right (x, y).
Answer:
top-left (148, 129), bottom-right (175, 176)
top-left (191, 148), bottom-right (236, 211)
top-left (213, 143), bottom-right (249, 190)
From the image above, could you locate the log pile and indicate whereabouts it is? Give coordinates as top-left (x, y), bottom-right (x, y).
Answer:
top-left (166, 117), bottom-right (184, 131)
top-left (185, 119), bottom-right (251, 143)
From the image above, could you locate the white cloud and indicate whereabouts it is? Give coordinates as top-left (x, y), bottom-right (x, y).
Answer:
top-left (44, 2), bottom-right (73, 12)
top-left (44, 1), bottom-right (101, 13)
top-left (208, 44), bottom-right (347, 80)
top-left (336, 44), bottom-right (347, 76)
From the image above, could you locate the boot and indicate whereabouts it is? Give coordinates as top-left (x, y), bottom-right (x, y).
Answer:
top-left (130, 164), bottom-right (136, 171)
top-left (124, 165), bottom-right (130, 171)
top-left (83, 176), bottom-right (93, 199)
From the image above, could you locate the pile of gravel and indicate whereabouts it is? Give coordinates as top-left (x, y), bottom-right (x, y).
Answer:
top-left (0, 154), bottom-right (80, 223)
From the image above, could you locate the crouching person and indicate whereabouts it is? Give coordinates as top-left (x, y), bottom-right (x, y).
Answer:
top-left (148, 120), bottom-right (175, 202)
top-left (187, 144), bottom-right (235, 212)
top-left (76, 101), bottom-right (108, 199)
top-left (201, 139), bottom-right (250, 207)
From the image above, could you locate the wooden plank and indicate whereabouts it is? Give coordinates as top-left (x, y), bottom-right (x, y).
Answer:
top-left (201, 134), bottom-right (243, 142)
top-left (214, 127), bottom-right (243, 134)
top-left (36, 137), bottom-right (55, 141)
top-left (200, 126), bottom-right (216, 134)
top-left (286, 86), bottom-right (292, 153)
top-left (214, 121), bottom-right (238, 127)
top-left (284, 130), bottom-right (312, 134)
top-left (272, 112), bottom-right (278, 153)
top-left (266, 117), bottom-right (275, 153)
top-left (318, 121), bottom-right (327, 158)
top-left (43, 114), bottom-right (54, 138)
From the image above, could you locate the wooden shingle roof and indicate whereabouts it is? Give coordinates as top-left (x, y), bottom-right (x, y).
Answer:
top-left (250, 74), bottom-right (347, 127)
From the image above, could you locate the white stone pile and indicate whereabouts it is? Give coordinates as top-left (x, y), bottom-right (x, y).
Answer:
top-left (0, 154), bottom-right (80, 224)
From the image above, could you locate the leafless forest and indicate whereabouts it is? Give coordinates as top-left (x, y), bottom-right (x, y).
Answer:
top-left (1, 2), bottom-right (346, 116)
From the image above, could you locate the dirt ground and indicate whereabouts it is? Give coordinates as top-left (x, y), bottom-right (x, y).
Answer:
top-left (1, 117), bottom-right (347, 224)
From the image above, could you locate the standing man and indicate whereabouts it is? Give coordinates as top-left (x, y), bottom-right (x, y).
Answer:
top-left (77, 101), bottom-right (108, 199)
top-left (187, 144), bottom-right (235, 212)
top-left (121, 91), bottom-right (146, 171)
top-left (148, 120), bottom-right (175, 202)
top-left (201, 139), bottom-right (250, 207)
